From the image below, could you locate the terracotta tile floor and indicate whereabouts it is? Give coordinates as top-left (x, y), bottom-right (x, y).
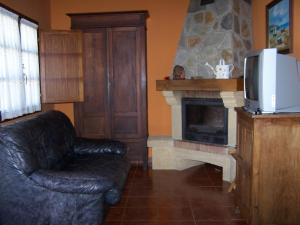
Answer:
top-left (104, 164), bottom-right (247, 225)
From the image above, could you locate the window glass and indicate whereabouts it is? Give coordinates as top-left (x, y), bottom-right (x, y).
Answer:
top-left (0, 6), bottom-right (40, 121)
top-left (20, 19), bottom-right (41, 113)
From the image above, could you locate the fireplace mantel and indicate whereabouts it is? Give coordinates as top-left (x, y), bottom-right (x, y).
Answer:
top-left (156, 78), bottom-right (243, 91)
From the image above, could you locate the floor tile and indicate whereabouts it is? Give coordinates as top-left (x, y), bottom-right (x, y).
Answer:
top-left (183, 177), bottom-right (214, 187)
top-left (122, 222), bottom-right (195, 225)
top-left (103, 164), bottom-right (246, 225)
top-left (156, 222), bottom-right (196, 225)
top-left (158, 206), bottom-right (194, 221)
top-left (112, 197), bottom-right (128, 208)
top-left (103, 222), bottom-right (121, 225)
top-left (122, 223), bottom-right (150, 225)
top-left (127, 187), bottom-right (161, 197)
top-left (192, 205), bottom-right (232, 221)
top-left (105, 207), bottom-right (124, 222)
top-left (190, 192), bottom-right (235, 207)
top-left (123, 207), bottom-right (159, 221)
top-left (196, 222), bottom-right (230, 225)
top-left (230, 221), bottom-right (247, 225)
top-left (126, 197), bottom-right (160, 208)
top-left (158, 196), bottom-right (190, 208)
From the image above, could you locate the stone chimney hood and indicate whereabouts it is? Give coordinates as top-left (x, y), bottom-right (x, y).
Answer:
top-left (174, 0), bottom-right (252, 79)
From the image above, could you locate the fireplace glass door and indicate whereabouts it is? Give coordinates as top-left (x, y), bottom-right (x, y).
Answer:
top-left (182, 98), bottom-right (228, 145)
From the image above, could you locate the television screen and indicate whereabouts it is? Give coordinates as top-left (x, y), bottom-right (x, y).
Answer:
top-left (245, 56), bottom-right (259, 101)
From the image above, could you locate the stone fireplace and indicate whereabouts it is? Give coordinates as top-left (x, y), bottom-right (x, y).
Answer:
top-left (148, 0), bottom-right (251, 182)
top-left (148, 85), bottom-right (243, 182)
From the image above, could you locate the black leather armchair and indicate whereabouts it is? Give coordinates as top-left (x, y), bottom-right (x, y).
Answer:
top-left (0, 110), bottom-right (130, 225)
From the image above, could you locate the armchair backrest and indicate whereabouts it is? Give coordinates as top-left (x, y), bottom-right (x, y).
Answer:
top-left (0, 111), bottom-right (76, 175)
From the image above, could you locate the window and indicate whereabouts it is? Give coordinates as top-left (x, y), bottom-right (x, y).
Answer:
top-left (0, 6), bottom-right (41, 121)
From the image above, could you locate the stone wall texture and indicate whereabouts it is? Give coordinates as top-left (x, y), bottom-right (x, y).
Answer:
top-left (173, 0), bottom-right (252, 79)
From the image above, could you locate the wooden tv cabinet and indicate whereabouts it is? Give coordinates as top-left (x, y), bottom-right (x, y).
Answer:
top-left (235, 108), bottom-right (300, 225)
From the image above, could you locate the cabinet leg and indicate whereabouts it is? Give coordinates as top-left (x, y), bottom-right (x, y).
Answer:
top-left (143, 148), bottom-right (148, 170)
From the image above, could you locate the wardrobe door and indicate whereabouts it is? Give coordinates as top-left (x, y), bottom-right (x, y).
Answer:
top-left (110, 27), bottom-right (147, 164)
top-left (74, 29), bottom-right (110, 138)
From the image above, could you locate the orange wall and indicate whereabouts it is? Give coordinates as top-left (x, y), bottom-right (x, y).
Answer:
top-left (3, 1), bottom-right (298, 135)
top-left (252, 0), bottom-right (300, 59)
top-left (0, 0), bottom-right (51, 29)
top-left (50, 0), bottom-right (189, 135)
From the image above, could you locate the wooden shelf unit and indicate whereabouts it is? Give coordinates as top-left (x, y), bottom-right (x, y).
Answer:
top-left (235, 107), bottom-right (300, 225)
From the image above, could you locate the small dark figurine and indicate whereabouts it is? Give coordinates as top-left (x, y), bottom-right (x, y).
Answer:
top-left (172, 65), bottom-right (185, 80)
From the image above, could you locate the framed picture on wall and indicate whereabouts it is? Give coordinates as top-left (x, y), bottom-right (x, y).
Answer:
top-left (266, 0), bottom-right (292, 54)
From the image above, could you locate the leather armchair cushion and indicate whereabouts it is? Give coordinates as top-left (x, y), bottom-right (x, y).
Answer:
top-left (29, 153), bottom-right (130, 204)
top-left (0, 111), bottom-right (76, 174)
top-left (30, 169), bottom-right (114, 194)
top-left (64, 154), bottom-right (130, 204)
top-left (74, 137), bottom-right (127, 156)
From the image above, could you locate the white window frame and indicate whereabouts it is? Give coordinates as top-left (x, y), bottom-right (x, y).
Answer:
top-left (0, 5), bottom-right (41, 121)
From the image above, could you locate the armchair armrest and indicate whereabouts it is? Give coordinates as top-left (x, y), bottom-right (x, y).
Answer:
top-left (29, 169), bottom-right (115, 194)
top-left (74, 137), bottom-right (127, 156)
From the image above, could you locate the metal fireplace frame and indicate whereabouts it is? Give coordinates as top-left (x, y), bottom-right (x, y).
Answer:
top-left (182, 97), bottom-right (228, 145)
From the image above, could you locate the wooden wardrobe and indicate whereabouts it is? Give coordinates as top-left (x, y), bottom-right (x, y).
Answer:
top-left (69, 12), bottom-right (149, 167)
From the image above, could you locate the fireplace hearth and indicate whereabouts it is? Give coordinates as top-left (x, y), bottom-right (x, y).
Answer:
top-left (182, 98), bottom-right (228, 145)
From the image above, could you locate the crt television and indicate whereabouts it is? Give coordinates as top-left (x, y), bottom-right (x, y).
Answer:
top-left (244, 48), bottom-right (300, 114)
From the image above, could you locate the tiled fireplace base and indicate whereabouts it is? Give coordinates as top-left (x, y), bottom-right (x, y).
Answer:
top-left (148, 136), bottom-right (236, 182)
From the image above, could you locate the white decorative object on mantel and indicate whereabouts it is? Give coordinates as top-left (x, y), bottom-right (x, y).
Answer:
top-left (205, 59), bottom-right (234, 79)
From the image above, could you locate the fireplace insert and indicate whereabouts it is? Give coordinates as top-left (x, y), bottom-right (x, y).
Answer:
top-left (182, 98), bottom-right (228, 145)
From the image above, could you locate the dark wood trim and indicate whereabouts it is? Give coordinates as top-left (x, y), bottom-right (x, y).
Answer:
top-left (67, 11), bottom-right (149, 29)
top-left (156, 78), bottom-right (243, 91)
top-left (67, 10), bottom-right (149, 17)
top-left (0, 2), bottom-right (38, 25)
top-left (235, 107), bottom-right (300, 119)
